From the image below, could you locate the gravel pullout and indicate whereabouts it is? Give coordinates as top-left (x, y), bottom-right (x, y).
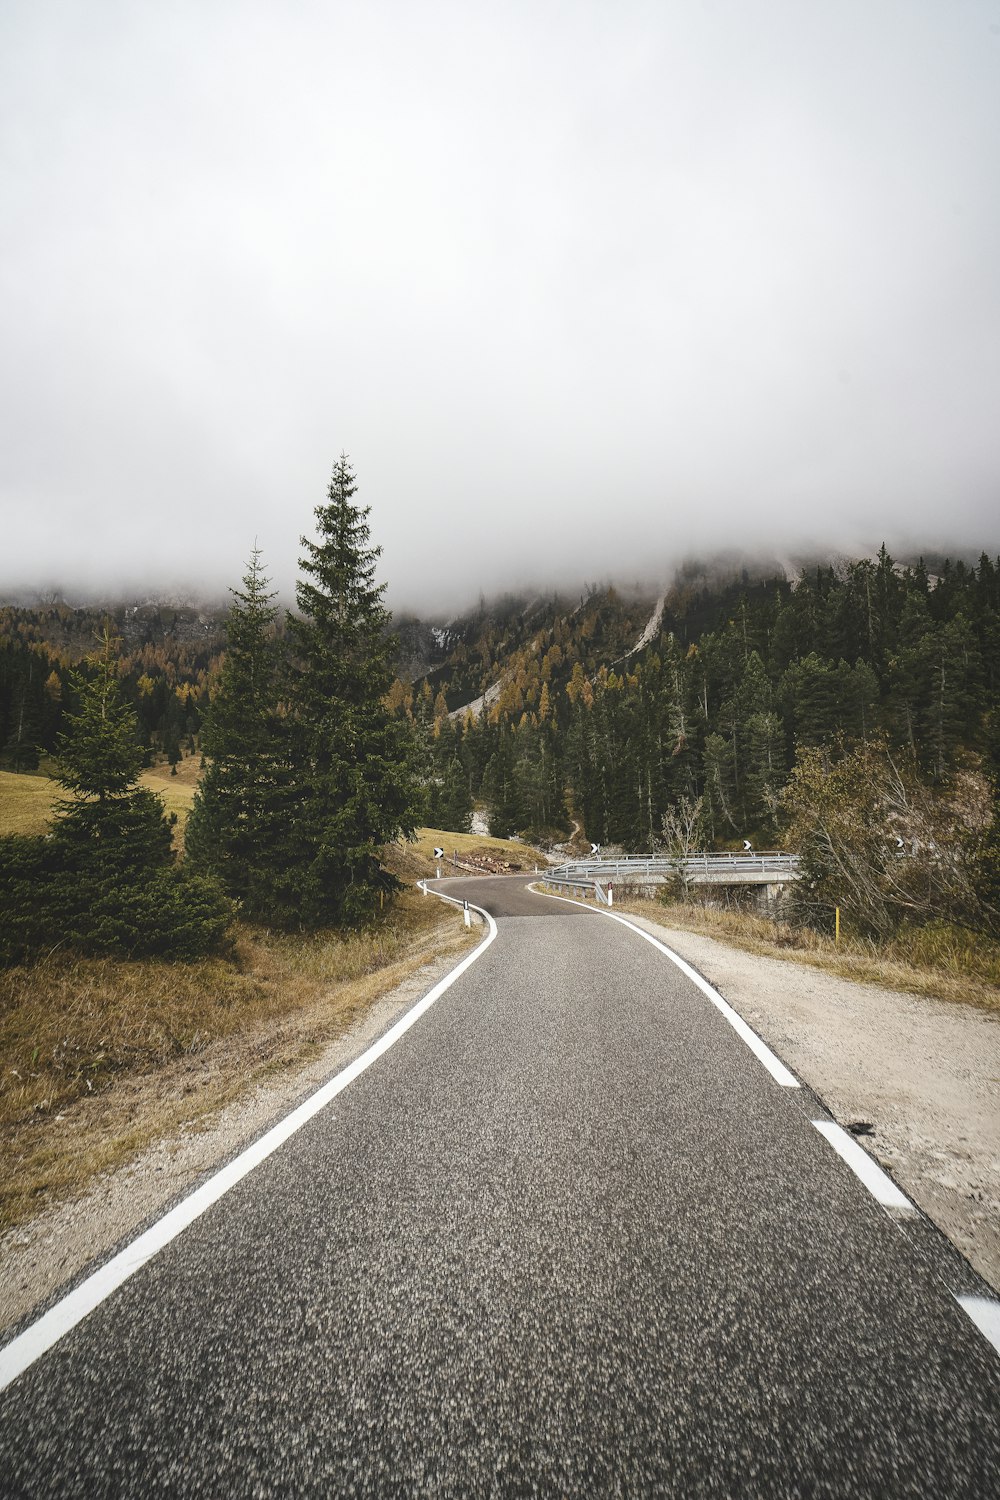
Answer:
top-left (621, 911), bottom-right (1000, 1292)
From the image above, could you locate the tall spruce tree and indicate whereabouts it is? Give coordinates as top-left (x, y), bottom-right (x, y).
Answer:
top-left (185, 547), bottom-right (285, 915)
top-left (282, 456), bottom-right (420, 927)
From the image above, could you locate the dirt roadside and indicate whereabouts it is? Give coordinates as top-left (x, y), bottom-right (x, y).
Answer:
top-left (621, 910), bottom-right (1000, 1293)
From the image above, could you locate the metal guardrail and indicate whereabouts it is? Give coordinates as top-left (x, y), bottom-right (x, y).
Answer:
top-left (550, 853), bottom-right (800, 882)
top-left (543, 874), bottom-right (604, 901)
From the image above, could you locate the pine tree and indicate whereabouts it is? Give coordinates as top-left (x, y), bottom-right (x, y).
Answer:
top-left (1, 631), bottom-right (231, 963)
top-left (484, 724), bottom-right (522, 838)
top-left (438, 755), bottom-right (473, 833)
top-left (281, 456), bottom-right (420, 927)
top-left (973, 709), bottom-right (1000, 925)
top-left (185, 547), bottom-right (285, 915)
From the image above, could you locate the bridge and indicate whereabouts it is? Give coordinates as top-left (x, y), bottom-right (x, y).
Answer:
top-left (543, 852), bottom-right (800, 906)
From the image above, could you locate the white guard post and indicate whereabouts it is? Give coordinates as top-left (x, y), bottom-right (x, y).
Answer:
top-left (464, 900), bottom-right (471, 928)
top-left (608, 882), bottom-right (613, 907)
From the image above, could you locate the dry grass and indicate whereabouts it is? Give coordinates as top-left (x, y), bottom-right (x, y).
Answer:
top-left (0, 764), bottom-right (196, 846)
top-left (600, 892), bottom-right (1000, 1013)
top-left (138, 765), bottom-right (196, 844)
top-left (0, 769), bottom-right (57, 835)
top-left (0, 886), bottom-right (476, 1229)
top-left (143, 751), bottom-right (203, 788)
top-left (404, 826), bottom-right (547, 869)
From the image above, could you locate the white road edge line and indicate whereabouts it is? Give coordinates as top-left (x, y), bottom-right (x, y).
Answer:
top-left (812, 1120), bottom-right (914, 1211)
top-left (525, 885), bottom-right (1000, 1363)
top-left (816, 1128), bottom-right (1000, 1360)
top-left (0, 893), bottom-right (497, 1397)
top-left (955, 1296), bottom-right (1000, 1359)
top-left (529, 884), bottom-right (799, 1088)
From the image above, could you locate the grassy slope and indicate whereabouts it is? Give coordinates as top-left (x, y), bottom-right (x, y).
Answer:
top-left (0, 761), bottom-right (198, 844)
top-left (2, 763), bottom-right (540, 867)
top-left (0, 769), bottom-right (58, 835)
top-left (406, 825), bottom-right (544, 869)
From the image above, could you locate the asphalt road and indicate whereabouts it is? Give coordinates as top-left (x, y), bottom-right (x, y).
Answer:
top-left (1, 876), bottom-right (999, 1496)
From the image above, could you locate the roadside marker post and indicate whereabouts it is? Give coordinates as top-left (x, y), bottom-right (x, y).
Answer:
top-left (608, 882), bottom-right (614, 907)
top-left (464, 900), bottom-right (471, 928)
top-left (835, 906), bottom-right (841, 945)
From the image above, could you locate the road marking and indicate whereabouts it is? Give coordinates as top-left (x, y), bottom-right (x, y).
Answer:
top-left (526, 885), bottom-right (1000, 1365)
top-left (812, 1120), bottom-right (914, 1211)
top-left (955, 1296), bottom-right (1000, 1358)
top-left (0, 900), bottom-right (498, 1397)
top-left (530, 885), bottom-right (799, 1087)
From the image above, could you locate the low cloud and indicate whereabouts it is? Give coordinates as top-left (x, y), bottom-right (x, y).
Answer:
top-left (2, 2), bottom-right (998, 615)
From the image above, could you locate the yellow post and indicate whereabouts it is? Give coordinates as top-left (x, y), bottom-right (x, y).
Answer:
top-left (835, 906), bottom-right (840, 946)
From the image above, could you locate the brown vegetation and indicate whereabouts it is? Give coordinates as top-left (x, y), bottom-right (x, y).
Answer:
top-left (614, 893), bottom-right (1000, 1012)
top-left (0, 883), bottom-right (475, 1229)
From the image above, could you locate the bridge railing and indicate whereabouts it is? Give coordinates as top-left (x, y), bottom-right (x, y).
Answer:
top-left (549, 852), bottom-right (800, 881)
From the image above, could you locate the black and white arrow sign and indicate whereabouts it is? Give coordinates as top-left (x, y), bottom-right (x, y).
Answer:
top-left (742, 840), bottom-right (753, 852)
top-left (433, 847), bottom-right (445, 860)
top-left (591, 843), bottom-right (601, 855)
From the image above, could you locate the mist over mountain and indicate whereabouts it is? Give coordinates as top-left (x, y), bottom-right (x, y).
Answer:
top-left (5, 538), bottom-right (998, 628)
top-left (2, 3), bottom-right (998, 615)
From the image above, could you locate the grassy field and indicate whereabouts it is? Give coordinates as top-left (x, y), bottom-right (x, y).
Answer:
top-left (138, 761), bottom-right (198, 842)
top-left (404, 825), bottom-right (546, 869)
top-left (0, 760), bottom-right (198, 843)
top-left (1, 764), bottom-right (540, 870)
top-left (0, 769), bottom-right (58, 835)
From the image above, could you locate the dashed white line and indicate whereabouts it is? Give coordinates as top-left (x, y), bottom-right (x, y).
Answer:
top-left (811, 1120), bottom-right (915, 1210)
top-left (955, 1296), bottom-right (1000, 1358)
top-left (0, 899), bottom-right (497, 1397)
top-left (530, 882), bottom-right (1000, 1365)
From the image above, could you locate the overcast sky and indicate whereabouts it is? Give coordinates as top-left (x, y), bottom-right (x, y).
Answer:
top-left (2, 1), bottom-right (998, 612)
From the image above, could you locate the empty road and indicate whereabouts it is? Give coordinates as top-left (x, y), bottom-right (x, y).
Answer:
top-left (1, 875), bottom-right (998, 1496)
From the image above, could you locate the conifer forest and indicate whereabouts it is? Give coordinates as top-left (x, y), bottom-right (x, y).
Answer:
top-left (396, 550), bottom-right (999, 843)
top-left (3, 488), bottom-right (1000, 951)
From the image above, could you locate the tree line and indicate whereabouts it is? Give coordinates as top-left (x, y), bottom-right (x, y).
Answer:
top-left (395, 549), bottom-right (1000, 944)
top-left (395, 549), bottom-right (1000, 851)
top-left (0, 607), bottom-right (224, 774)
top-left (3, 484), bottom-right (998, 959)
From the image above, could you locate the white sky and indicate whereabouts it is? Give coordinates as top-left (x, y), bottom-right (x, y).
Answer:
top-left (2, 0), bottom-right (999, 611)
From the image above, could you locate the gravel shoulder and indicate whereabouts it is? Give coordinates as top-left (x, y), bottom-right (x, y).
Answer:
top-left (623, 910), bottom-right (1000, 1292)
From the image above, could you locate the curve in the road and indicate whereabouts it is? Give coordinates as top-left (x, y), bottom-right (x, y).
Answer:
top-left (2, 872), bottom-right (999, 1496)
